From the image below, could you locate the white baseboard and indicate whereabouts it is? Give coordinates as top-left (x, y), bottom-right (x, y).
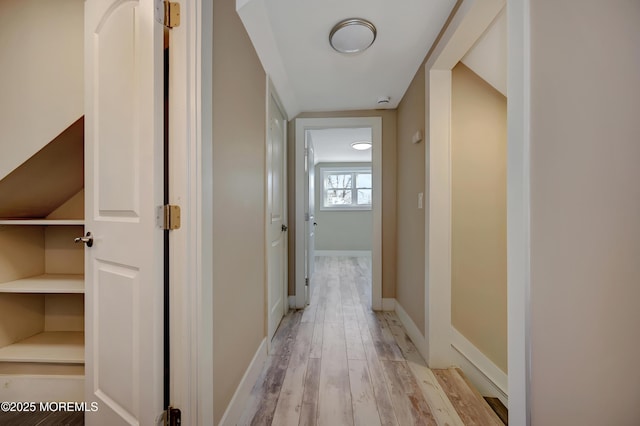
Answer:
top-left (381, 298), bottom-right (396, 311)
top-left (218, 338), bottom-right (267, 426)
top-left (314, 250), bottom-right (372, 257)
top-left (394, 301), bottom-right (429, 362)
top-left (288, 296), bottom-right (296, 309)
top-left (450, 327), bottom-right (508, 407)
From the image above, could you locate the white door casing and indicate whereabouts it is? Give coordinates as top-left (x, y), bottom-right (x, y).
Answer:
top-left (267, 85), bottom-right (288, 344)
top-left (85, 0), bottom-right (164, 423)
top-left (304, 136), bottom-right (315, 304)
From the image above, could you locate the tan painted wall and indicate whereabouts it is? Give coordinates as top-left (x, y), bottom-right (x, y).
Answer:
top-left (395, 64), bottom-right (427, 334)
top-left (288, 110), bottom-right (397, 298)
top-left (530, 1), bottom-right (640, 424)
top-left (212, 0), bottom-right (266, 422)
top-left (451, 63), bottom-right (507, 372)
top-left (0, 0), bottom-right (84, 180)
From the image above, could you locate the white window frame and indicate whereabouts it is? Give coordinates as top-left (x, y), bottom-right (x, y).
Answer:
top-left (320, 166), bottom-right (372, 211)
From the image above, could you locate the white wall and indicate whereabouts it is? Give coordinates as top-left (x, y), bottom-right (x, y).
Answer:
top-left (530, 1), bottom-right (640, 424)
top-left (0, 0), bottom-right (84, 180)
top-left (314, 163), bottom-right (373, 251)
top-left (461, 8), bottom-right (506, 96)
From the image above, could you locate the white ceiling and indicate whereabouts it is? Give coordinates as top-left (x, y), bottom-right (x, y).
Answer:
top-left (308, 127), bottom-right (372, 164)
top-left (461, 8), bottom-right (507, 96)
top-left (237, 0), bottom-right (457, 117)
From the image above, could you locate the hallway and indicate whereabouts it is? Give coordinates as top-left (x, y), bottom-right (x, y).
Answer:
top-left (239, 257), bottom-right (504, 425)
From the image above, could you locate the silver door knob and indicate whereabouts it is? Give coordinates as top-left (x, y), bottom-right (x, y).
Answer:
top-left (74, 232), bottom-right (93, 247)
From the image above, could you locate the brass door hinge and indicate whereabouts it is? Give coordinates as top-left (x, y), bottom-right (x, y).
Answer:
top-left (158, 205), bottom-right (181, 230)
top-left (163, 406), bottom-right (181, 425)
top-left (155, 0), bottom-right (180, 28)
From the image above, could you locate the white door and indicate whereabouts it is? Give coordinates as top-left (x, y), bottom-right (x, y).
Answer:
top-left (84, 0), bottom-right (164, 424)
top-left (304, 137), bottom-right (315, 305)
top-left (267, 92), bottom-right (287, 342)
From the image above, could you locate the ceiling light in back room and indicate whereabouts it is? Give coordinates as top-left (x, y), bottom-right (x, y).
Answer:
top-left (329, 18), bottom-right (377, 54)
top-left (351, 141), bottom-right (372, 151)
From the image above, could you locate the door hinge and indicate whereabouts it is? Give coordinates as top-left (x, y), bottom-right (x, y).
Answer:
top-left (155, 0), bottom-right (180, 28)
top-left (305, 278), bottom-right (309, 286)
top-left (158, 205), bottom-right (181, 230)
top-left (163, 406), bottom-right (181, 426)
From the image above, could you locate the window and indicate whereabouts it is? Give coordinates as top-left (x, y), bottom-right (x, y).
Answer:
top-left (321, 167), bottom-right (372, 210)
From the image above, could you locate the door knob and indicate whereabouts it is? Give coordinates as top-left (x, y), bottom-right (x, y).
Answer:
top-left (74, 232), bottom-right (93, 247)
top-left (281, 224), bottom-right (288, 232)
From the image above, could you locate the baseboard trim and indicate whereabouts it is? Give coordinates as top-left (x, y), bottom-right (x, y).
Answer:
top-left (381, 298), bottom-right (396, 311)
top-left (288, 296), bottom-right (296, 309)
top-left (394, 301), bottom-right (429, 362)
top-left (218, 338), bottom-right (267, 426)
top-left (451, 327), bottom-right (508, 407)
top-left (314, 250), bottom-right (372, 257)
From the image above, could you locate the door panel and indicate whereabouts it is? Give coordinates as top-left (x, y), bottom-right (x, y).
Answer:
top-left (85, 0), bottom-right (164, 423)
top-left (305, 139), bottom-right (315, 304)
top-left (267, 93), bottom-right (287, 342)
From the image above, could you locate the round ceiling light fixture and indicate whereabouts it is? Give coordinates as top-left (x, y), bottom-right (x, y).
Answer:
top-left (329, 18), bottom-right (377, 54)
top-left (351, 141), bottom-right (372, 151)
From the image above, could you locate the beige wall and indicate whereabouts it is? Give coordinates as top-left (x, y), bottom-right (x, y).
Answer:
top-left (530, 1), bottom-right (640, 424)
top-left (451, 63), bottom-right (507, 372)
top-left (0, 0), bottom-right (84, 180)
top-left (212, 0), bottom-right (266, 422)
top-left (288, 110), bottom-right (397, 298)
top-left (395, 64), bottom-right (427, 334)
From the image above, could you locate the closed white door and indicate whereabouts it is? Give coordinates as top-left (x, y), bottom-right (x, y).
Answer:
top-left (84, 0), bottom-right (164, 424)
top-left (267, 93), bottom-right (287, 342)
top-left (305, 138), bottom-right (315, 305)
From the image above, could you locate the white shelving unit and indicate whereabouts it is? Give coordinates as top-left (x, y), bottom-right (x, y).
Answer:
top-left (0, 219), bottom-right (84, 226)
top-left (0, 208), bottom-right (86, 402)
top-left (0, 274), bottom-right (84, 293)
top-left (0, 331), bottom-right (84, 364)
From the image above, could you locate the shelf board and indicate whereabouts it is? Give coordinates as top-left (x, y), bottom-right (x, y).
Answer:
top-left (0, 219), bottom-right (84, 225)
top-left (0, 274), bottom-right (84, 294)
top-left (0, 331), bottom-right (84, 364)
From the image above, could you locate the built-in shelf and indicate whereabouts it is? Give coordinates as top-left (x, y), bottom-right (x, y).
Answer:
top-left (0, 219), bottom-right (84, 226)
top-left (0, 331), bottom-right (84, 364)
top-left (0, 274), bottom-right (84, 294)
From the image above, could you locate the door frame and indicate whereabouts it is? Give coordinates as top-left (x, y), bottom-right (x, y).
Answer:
top-left (265, 77), bottom-right (289, 349)
top-left (167, 0), bottom-right (214, 424)
top-left (424, 0), bottom-right (530, 423)
top-left (294, 117), bottom-right (382, 310)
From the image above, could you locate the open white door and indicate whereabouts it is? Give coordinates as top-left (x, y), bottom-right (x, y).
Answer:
top-left (84, 0), bottom-right (164, 424)
top-left (304, 137), bottom-right (315, 305)
top-left (267, 90), bottom-right (287, 343)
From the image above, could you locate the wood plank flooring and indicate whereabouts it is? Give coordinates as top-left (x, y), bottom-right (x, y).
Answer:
top-left (0, 409), bottom-right (84, 426)
top-left (240, 256), bottom-right (504, 426)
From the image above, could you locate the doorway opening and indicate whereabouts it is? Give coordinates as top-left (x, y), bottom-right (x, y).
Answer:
top-left (294, 117), bottom-right (382, 311)
top-left (305, 127), bottom-right (374, 308)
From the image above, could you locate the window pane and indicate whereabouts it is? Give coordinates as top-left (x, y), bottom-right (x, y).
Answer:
top-left (325, 189), bottom-right (352, 206)
top-left (325, 173), bottom-right (352, 189)
top-left (357, 189), bottom-right (372, 205)
top-left (356, 173), bottom-right (371, 188)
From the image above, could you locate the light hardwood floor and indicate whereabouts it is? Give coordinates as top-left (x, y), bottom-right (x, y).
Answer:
top-left (240, 256), bottom-right (504, 426)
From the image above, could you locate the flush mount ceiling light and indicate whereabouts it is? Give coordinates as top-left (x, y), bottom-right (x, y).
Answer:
top-left (351, 141), bottom-right (372, 151)
top-left (329, 18), bottom-right (377, 54)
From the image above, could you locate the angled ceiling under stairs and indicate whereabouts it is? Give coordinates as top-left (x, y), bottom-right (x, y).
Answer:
top-left (0, 117), bottom-right (84, 219)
